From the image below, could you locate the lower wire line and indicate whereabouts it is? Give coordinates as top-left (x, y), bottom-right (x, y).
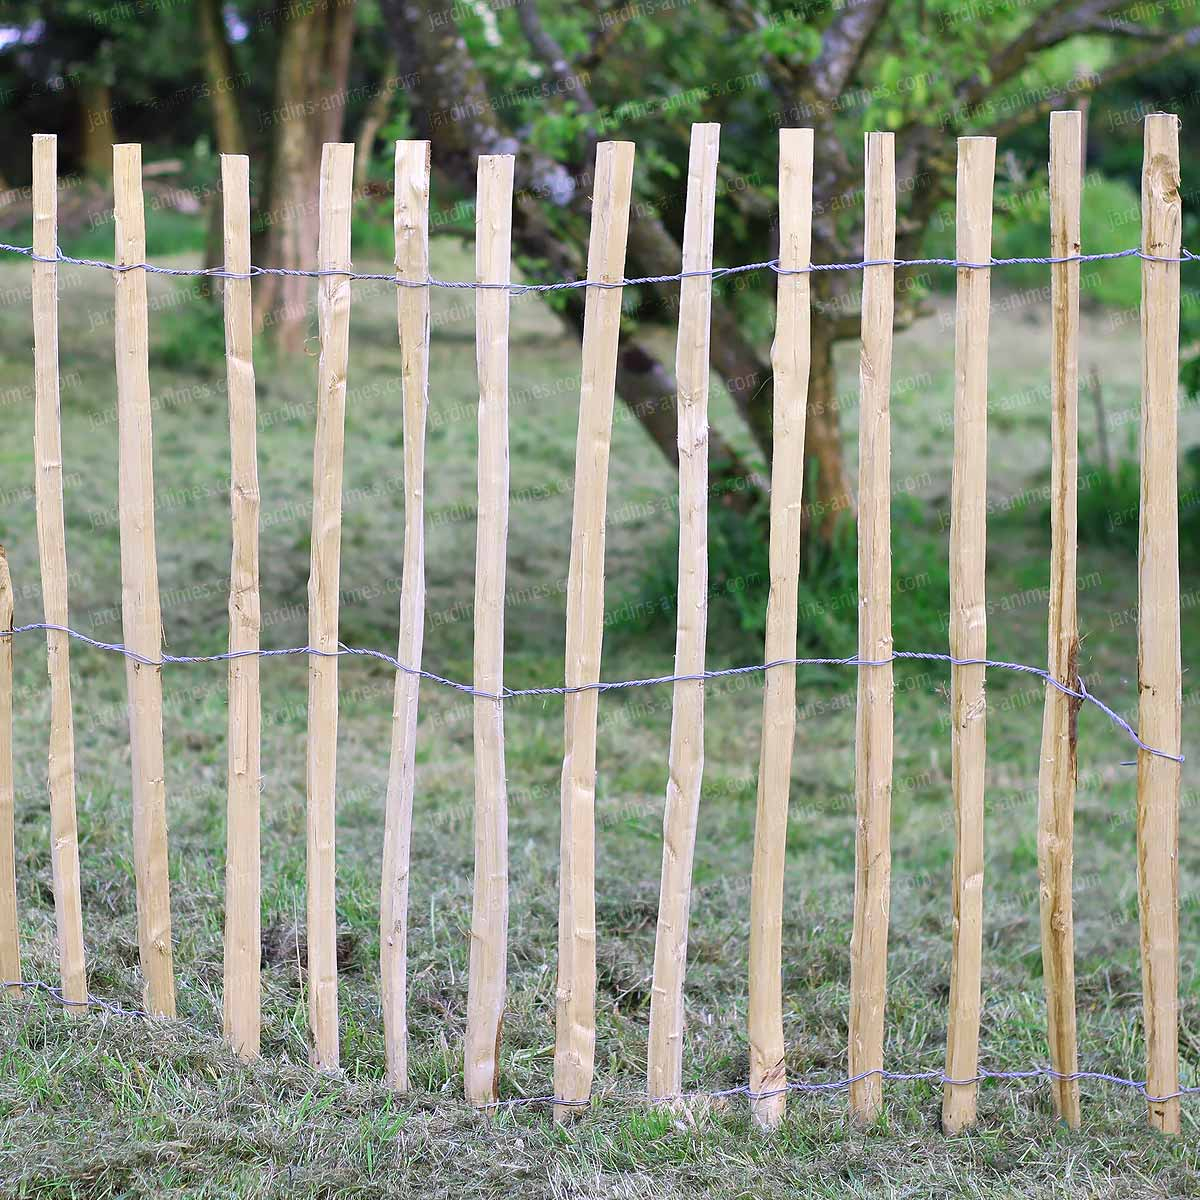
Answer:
top-left (3, 979), bottom-right (1197, 1106)
top-left (0, 621), bottom-right (1183, 764)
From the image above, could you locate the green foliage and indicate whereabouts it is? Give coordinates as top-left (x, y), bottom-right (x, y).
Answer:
top-left (149, 286), bottom-right (227, 373)
top-left (1071, 445), bottom-right (1200, 552)
top-left (995, 175), bottom-right (1143, 311)
top-left (611, 496), bottom-right (951, 660)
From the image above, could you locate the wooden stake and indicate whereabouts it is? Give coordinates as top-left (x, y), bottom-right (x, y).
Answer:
top-left (32, 133), bottom-right (87, 1010)
top-left (1036, 110), bottom-right (1082, 1129)
top-left (0, 548), bottom-right (18, 996)
top-left (221, 153), bottom-right (261, 1060)
top-left (647, 122), bottom-right (720, 1102)
top-left (747, 127), bottom-right (812, 1129)
top-left (306, 141), bottom-right (354, 1072)
top-left (849, 131), bottom-right (896, 1125)
top-left (465, 153), bottom-right (514, 1108)
top-left (553, 140), bottom-right (636, 1121)
top-left (1137, 111), bottom-right (1182, 1136)
top-left (942, 136), bottom-right (994, 1136)
top-left (381, 140), bottom-right (431, 1093)
top-left (113, 142), bottom-right (175, 1018)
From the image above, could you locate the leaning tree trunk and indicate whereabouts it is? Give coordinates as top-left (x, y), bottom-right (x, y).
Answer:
top-left (379, 0), bottom-right (767, 513)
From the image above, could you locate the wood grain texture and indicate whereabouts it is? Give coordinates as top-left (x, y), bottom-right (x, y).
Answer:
top-left (0, 547), bottom-right (17, 995)
top-left (747, 127), bottom-right (812, 1130)
top-left (32, 133), bottom-right (87, 1010)
top-left (113, 142), bottom-right (175, 1018)
top-left (306, 141), bottom-right (354, 1072)
top-left (381, 139), bottom-right (430, 1093)
top-left (1137, 112), bottom-right (1182, 1136)
top-left (942, 136), bottom-right (994, 1136)
top-left (221, 153), bottom-right (262, 1060)
top-left (1036, 110), bottom-right (1082, 1129)
top-left (647, 122), bottom-right (720, 1102)
top-left (465, 153), bottom-right (514, 1108)
top-left (848, 131), bottom-right (896, 1125)
top-left (553, 140), bottom-right (635, 1121)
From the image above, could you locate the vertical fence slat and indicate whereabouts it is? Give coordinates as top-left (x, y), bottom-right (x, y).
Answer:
top-left (381, 139), bottom-right (431, 1093)
top-left (0, 548), bottom-right (17, 994)
top-left (647, 121), bottom-right (720, 1103)
top-left (306, 141), bottom-right (355, 1072)
top-left (465, 153), bottom-right (515, 1108)
top-left (849, 130), bottom-right (896, 1125)
top-left (32, 133), bottom-right (87, 1010)
top-left (1137, 111), bottom-right (1182, 1136)
top-left (747, 126), bottom-right (812, 1130)
top-left (554, 140), bottom-right (636, 1120)
top-left (221, 153), bottom-right (261, 1060)
top-left (113, 142), bottom-right (175, 1017)
top-left (942, 135), bottom-right (994, 1136)
top-left (1037, 109), bottom-right (1082, 1129)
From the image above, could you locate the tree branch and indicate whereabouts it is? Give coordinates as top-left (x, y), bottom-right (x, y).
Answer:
top-left (514, 0), bottom-right (596, 113)
top-left (808, 0), bottom-right (892, 100)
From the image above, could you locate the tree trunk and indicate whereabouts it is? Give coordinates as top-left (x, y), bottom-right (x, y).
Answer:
top-left (253, 0), bottom-right (356, 350)
top-left (78, 79), bottom-right (114, 178)
top-left (805, 327), bottom-right (854, 542)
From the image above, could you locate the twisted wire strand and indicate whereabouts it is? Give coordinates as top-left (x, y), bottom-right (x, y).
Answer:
top-left (0, 621), bottom-right (1183, 763)
top-left (0, 241), bottom-right (1196, 294)
top-left (3, 979), bottom-right (1197, 1106)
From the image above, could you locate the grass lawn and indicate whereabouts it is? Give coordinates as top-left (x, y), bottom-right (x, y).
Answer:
top-left (0, 230), bottom-right (1197, 1198)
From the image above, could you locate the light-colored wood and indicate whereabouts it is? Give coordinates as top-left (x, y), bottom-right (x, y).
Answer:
top-left (1037, 110), bottom-right (1082, 1129)
top-left (381, 139), bottom-right (431, 1093)
top-left (221, 153), bottom-right (261, 1060)
top-left (32, 133), bottom-right (87, 1010)
top-left (1137, 111), bottom-right (1182, 1136)
top-left (849, 131), bottom-right (896, 1125)
top-left (0, 548), bottom-right (18, 995)
top-left (647, 122), bottom-right (721, 1102)
top-left (113, 142), bottom-right (175, 1018)
top-left (942, 135), bottom-right (995, 1135)
top-left (465, 153), bottom-right (514, 1108)
top-left (306, 141), bottom-right (355, 1072)
top-left (553, 140), bottom-right (636, 1121)
top-left (747, 127), bottom-right (812, 1130)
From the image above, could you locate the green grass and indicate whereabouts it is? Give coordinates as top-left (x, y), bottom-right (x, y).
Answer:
top-left (0, 224), bottom-right (1198, 1198)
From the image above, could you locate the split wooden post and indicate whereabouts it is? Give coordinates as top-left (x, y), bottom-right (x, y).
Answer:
top-left (32, 133), bottom-right (87, 1010)
top-left (848, 131), bottom-right (896, 1125)
top-left (465, 153), bottom-right (514, 1108)
top-left (647, 122), bottom-right (720, 1102)
top-left (0, 548), bottom-right (17, 995)
top-left (942, 136), bottom-right (994, 1136)
top-left (306, 142), bottom-right (355, 1072)
top-left (381, 139), bottom-right (431, 1093)
top-left (553, 140), bottom-right (636, 1121)
top-left (747, 127), bottom-right (812, 1130)
top-left (1036, 110), bottom-right (1082, 1129)
top-left (221, 153), bottom-right (262, 1060)
top-left (1137, 111), bottom-right (1182, 1136)
top-left (113, 143), bottom-right (175, 1017)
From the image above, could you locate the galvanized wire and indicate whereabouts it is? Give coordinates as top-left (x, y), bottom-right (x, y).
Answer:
top-left (0, 622), bottom-right (1184, 764)
top-left (0, 240), bottom-right (1196, 295)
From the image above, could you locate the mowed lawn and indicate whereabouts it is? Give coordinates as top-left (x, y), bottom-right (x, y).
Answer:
top-left (0, 229), bottom-right (1197, 1198)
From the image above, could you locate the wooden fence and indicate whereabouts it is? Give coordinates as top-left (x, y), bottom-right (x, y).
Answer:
top-left (0, 112), bottom-right (1185, 1136)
